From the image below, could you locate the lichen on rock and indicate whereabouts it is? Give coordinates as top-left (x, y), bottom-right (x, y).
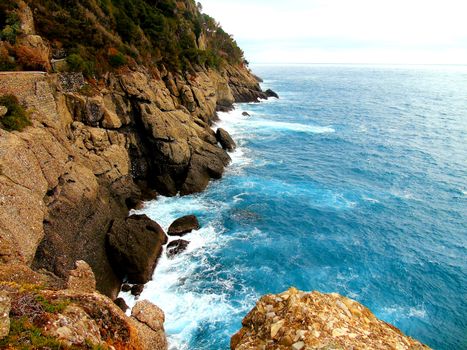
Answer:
top-left (231, 288), bottom-right (430, 350)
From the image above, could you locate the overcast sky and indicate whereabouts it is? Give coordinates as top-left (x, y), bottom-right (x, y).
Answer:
top-left (201, 0), bottom-right (467, 64)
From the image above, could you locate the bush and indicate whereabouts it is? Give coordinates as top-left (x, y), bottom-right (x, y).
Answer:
top-left (107, 48), bottom-right (127, 68)
top-left (15, 45), bottom-right (50, 71)
top-left (0, 94), bottom-right (31, 131)
top-left (66, 53), bottom-right (95, 77)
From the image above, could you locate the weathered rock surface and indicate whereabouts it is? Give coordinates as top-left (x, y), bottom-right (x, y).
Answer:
top-left (167, 215), bottom-right (200, 236)
top-left (216, 128), bottom-right (237, 152)
top-left (231, 288), bottom-right (430, 350)
top-left (0, 291), bottom-right (10, 339)
top-left (66, 260), bottom-right (96, 293)
top-left (130, 300), bottom-right (167, 350)
top-left (0, 106), bottom-right (7, 118)
top-left (0, 281), bottom-right (151, 349)
top-left (107, 215), bottom-right (167, 284)
top-left (166, 240), bottom-right (190, 257)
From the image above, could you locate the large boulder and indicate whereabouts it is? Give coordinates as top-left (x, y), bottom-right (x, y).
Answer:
top-left (216, 128), bottom-right (237, 152)
top-left (231, 288), bottom-right (430, 350)
top-left (167, 215), bottom-right (200, 236)
top-left (106, 215), bottom-right (167, 284)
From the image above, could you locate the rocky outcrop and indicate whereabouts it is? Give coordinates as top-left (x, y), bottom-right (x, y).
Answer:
top-left (265, 89), bottom-right (279, 99)
top-left (231, 288), bottom-right (430, 350)
top-left (168, 215), bottom-right (200, 236)
top-left (216, 128), bottom-right (237, 152)
top-left (0, 261), bottom-right (166, 349)
top-left (106, 215), bottom-right (167, 284)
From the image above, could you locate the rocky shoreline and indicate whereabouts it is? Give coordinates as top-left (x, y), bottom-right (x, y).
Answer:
top-left (0, 1), bottom-right (431, 349)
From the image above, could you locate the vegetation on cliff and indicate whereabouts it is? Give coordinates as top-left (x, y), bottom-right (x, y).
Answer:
top-left (0, 94), bottom-right (31, 131)
top-left (0, 0), bottom-right (246, 75)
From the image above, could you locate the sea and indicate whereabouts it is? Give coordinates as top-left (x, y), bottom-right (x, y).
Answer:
top-left (125, 64), bottom-right (467, 350)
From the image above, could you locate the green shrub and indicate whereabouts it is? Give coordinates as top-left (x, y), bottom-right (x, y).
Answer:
top-left (0, 94), bottom-right (31, 131)
top-left (108, 48), bottom-right (127, 68)
top-left (66, 53), bottom-right (95, 77)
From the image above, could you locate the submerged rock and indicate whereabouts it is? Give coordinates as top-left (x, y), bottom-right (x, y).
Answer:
top-left (107, 214), bottom-right (167, 284)
top-left (242, 111), bottom-right (250, 117)
top-left (231, 288), bottom-right (430, 350)
top-left (167, 215), bottom-right (200, 236)
top-left (166, 240), bottom-right (190, 257)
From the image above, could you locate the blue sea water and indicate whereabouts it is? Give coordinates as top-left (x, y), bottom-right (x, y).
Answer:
top-left (128, 65), bottom-right (467, 350)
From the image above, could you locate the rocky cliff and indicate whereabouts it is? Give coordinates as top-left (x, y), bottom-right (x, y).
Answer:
top-left (0, 1), bottom-right (270, 347)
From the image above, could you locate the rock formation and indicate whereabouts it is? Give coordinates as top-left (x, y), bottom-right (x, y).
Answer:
top-left (231, 288), bottom-right (430, 350)
top-left (216, 128), bottom-right (237, 152)
top-left (167, 215), bottom-right (200, 236)
top-left (107, 215), bottom-right (168, 284)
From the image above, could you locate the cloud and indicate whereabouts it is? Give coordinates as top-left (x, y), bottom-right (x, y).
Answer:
top-left (201, 0), bottom-right (467, 64)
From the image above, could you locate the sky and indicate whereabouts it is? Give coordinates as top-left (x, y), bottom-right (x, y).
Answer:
top-left (200, 0), bottom-right (467, 64)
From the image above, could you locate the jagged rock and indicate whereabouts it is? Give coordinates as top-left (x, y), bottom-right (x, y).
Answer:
top-left (0, 291), bottom-right (10, 339)
top-left (168, 215), bottom-right (200, 236)
top-left (131, 284), bottom-right (145, 297)
top-left (166, 240), bottom-right (190, 257)
top-left (114, 297), bottom-right (129, 313)
top-left (0, 106), bottom-right (7, 118)
top-left (67, 260), bottom-right (96, 293)
top-left (231, 288), bottom-right (430, 350)
top-left (107, 215), bottom-right (167, 284)
top-left (265, 89), bottom-right (279, 99)
top-left (242, 111), bottom-right (250, 117)
top-left (216, 128), bottom-right (237, 152)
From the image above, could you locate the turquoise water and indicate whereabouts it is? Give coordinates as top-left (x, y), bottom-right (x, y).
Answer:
top-left (132, 65), bottom-right (467, 349)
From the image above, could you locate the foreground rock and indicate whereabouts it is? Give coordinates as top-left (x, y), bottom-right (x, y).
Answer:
top-left (0, 264), bottom-right (167, 349)
top-left (216, 128), bottom-right (237, 152)
top-left (107, 215), bottom-right (167, 284)
top-left (231, 288), bottom-right (430, 350)
top-left (168, 215), bottom-right (200, 236)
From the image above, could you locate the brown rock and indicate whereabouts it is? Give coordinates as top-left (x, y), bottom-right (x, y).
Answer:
top-left (67, 260), bottom-right (96, 293)
top-left (114, 297), bottom-right (129, 313)
top-left (168, 215), bottom-right (200, 236)
top-left (216, 128), bottom-right (237, 152)
top-left (0, 106), bottom-right (7, 118)
top-left (231, 288), bottom-right (431, 350)
top-left (107, 214), bottom-right (167, 284)
top-left (131, 284), bottom-right (145, 297)
top-left (166, 240), bottom-right (190, 257)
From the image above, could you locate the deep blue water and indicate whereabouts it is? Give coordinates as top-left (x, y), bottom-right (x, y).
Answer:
top-left (128, 65), bottom-right (467, 350)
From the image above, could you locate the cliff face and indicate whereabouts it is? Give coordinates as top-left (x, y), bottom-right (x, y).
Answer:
top-left (0, 0), bottom-right (268, 301)
top-left (0, 65), bottom-right (264, 298)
